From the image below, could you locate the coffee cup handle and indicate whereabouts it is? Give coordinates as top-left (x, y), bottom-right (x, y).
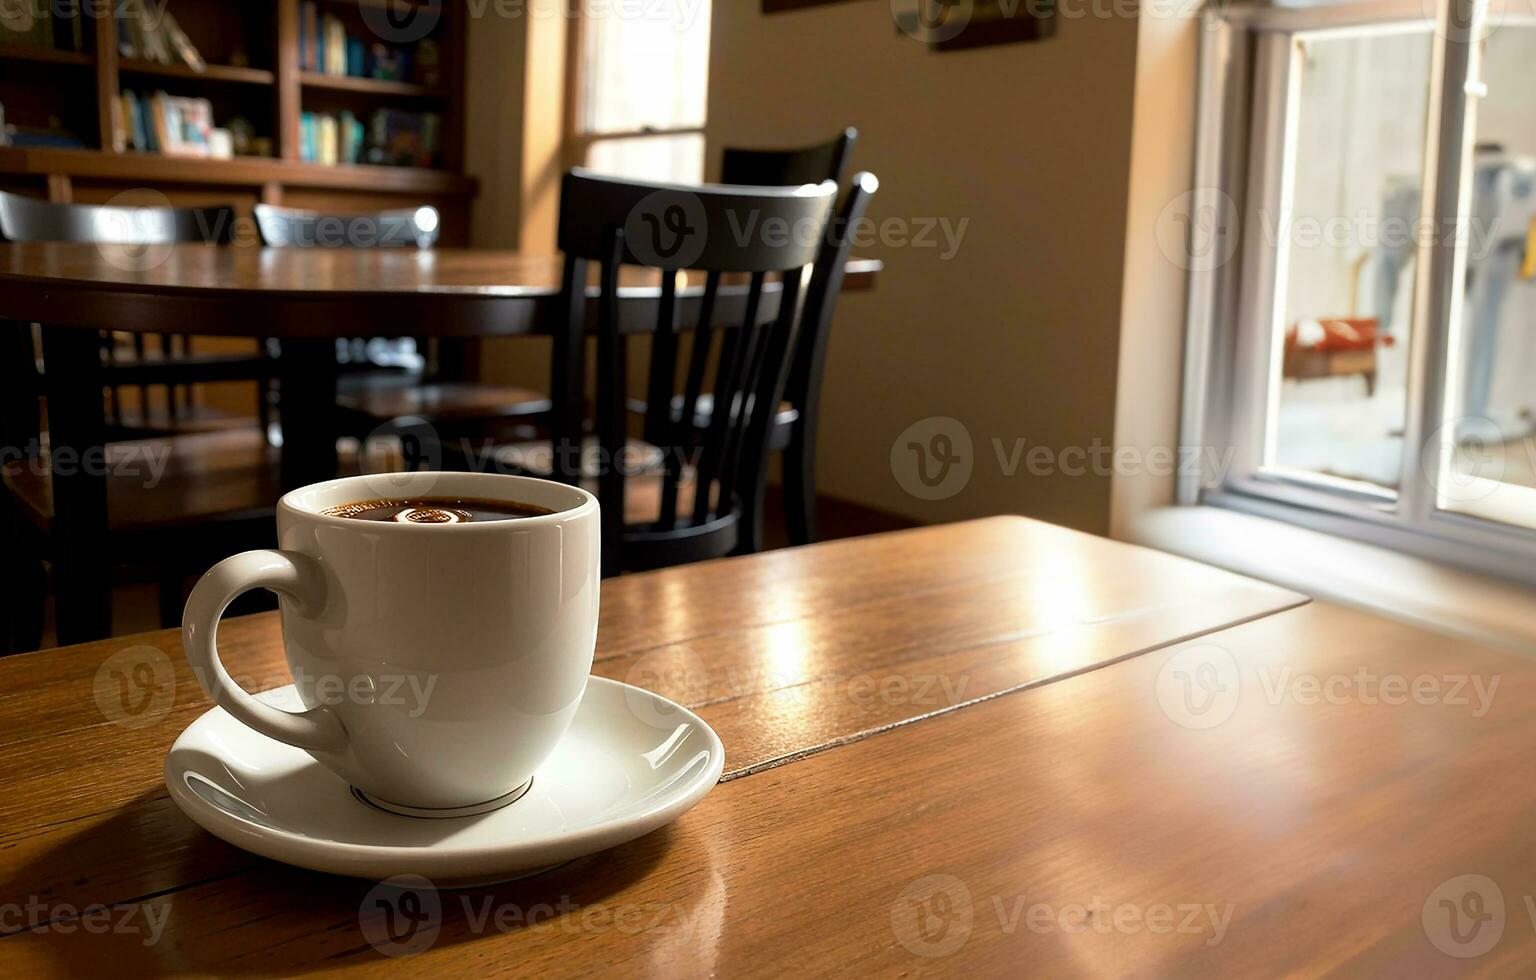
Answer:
top-left (182, 550), bottom-right (349, 753)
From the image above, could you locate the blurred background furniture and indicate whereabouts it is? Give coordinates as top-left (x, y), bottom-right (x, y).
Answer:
top-left (0, 193), bottom-right (281, 650)
top-left (253, 203), bottom-right (550, 450)
top-left (0, 239), bottom-right (883, 642)
top-left (478, 170), bottom-right (837, 577)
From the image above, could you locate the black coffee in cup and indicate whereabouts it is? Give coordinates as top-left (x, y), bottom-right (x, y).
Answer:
top-left (323, 497), bottom-right (554, 525)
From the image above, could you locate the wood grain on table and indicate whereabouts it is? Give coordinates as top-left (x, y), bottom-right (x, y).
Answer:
top-left (0, 518), bottom-right (1307, 973)
top-left (10, 599), bottom-right (1536, 975)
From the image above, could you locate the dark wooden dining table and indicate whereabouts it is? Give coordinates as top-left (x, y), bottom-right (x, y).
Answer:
top-left (0, 242), bottom-right (880, 642)
top-left (0, 517), bottom-right (1345, 976)
top-left (10, 516), bottom-right (1536, 972)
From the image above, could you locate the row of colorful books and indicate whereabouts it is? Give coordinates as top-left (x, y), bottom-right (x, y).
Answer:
top-left (300, 109), bottom-right (442, 169)
top-left (298, 2), bottom-right (441, 85)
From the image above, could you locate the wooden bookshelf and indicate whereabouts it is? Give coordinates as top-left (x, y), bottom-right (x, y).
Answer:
top-left (0, 0), bottom-right (476, 242)
top-left (119, 59), bottom-right (276, 86)
top-left (299, 72), bottom-right (445, 99)
top-left (0, 42), bottom-right (93, 68)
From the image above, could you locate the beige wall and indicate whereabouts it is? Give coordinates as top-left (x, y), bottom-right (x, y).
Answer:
top-left (705, 1), bottom-right (1140, 534)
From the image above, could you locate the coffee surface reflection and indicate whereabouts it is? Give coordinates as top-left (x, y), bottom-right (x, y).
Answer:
top-left (323, 497), bottom-right (554, 525)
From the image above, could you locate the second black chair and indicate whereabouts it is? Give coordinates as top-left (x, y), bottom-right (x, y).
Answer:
top-left (481, 170), bottom-right (838, 577)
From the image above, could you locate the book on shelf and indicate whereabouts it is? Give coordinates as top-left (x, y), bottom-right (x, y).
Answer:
top-left (325, 16), bottom-right (348, 77)
top-left (116, 0), bottom-right (207, 71)
top-left (299, 2), bottom-right (318, 72)
top-left (300, 108), bottom-right (435, 168)
top-left (368, 108), bottom-right (441, 168)
top-left (52, 0), bottom-right (85, 53)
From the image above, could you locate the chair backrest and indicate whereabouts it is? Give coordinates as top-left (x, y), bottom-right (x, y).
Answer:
top-left (551, 169), bottom-right (837, 575)
top-left (720, 128), bottom-right (857, 189)
top-left (783, 170), bottom-right (879, 443)
top-left (0, 191), bottom-right (240, 434)
top-left (0, 190), bottom-right (234, 245)
top-left (253, 204), bottom-right (441, 249)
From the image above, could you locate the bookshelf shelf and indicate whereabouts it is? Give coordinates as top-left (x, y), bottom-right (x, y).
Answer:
top-left (0, 43), bottom-right (93, 68)
top-left (299, 72), bottom-right (447, 99)
top-left (0, 147), bottom-right (477, 195)
top-left (119, 60), bottom-right (277, 86)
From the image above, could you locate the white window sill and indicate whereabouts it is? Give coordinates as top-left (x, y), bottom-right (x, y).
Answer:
top-left (1124, 505), bottom-right (1536, 656)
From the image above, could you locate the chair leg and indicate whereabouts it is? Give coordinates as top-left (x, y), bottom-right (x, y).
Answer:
top-left (2, 514), bottom-right (46, 654)
top-left (783, 428), bottom-right (816, 546)
top-left (158, 569), bottom-right (186, 630)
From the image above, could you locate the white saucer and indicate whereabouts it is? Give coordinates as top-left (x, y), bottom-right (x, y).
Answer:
top-left (164, 676), bottom-right (725, 886)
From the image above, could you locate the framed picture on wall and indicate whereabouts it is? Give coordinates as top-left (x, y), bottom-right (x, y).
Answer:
top-left (766, 0), bottom-right (1057, 51)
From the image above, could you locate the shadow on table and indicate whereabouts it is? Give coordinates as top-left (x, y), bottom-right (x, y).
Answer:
top-left (5, 784), bottom-right (685, 975)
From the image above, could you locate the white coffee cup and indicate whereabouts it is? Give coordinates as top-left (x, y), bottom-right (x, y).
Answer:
top-left (182, 472), bottom-right (600, 814)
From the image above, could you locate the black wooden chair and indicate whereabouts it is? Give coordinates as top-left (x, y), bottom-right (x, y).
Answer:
top-left (0, 193), bottom-right (283, 649)
top-left (469, 170), bottom-right (837, 577)
top-left (630, 130), bottom-right (868, 545)
top-left (253, 204), bottom-right (551, 443)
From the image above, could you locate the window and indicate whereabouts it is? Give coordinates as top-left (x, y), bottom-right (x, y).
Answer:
top-left (1184, 0), bottom-right (1536, 579)
top-left (565, 2), bottom-right (712, 183)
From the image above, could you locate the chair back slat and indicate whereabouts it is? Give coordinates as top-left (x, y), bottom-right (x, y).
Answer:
top-left (553, 169), bottom-right (835, 575)
top-left (693, 271), bottom-right (764, 526)
top-left (594, 231), bottom-right (628, 576)
top-left (662, 270), bottom-right (722, 530)
top-left (642, 270), bottom-right (681, 449)
top-left (550, 254), bottom-right (590, 486)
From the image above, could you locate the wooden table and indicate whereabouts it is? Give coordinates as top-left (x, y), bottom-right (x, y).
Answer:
top-left (0, 243), bottom-right (879, 641)
top-left (0, 517), bottom-right (1330, 975)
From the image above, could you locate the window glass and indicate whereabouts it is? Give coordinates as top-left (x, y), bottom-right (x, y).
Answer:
top-left (1269, 29), bottom-right (1433, 492)
top-left (1438, 26), bottom-right (1536, 523)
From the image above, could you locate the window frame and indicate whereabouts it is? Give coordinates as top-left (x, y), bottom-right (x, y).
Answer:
top-left (560, 3), bottom-right (710, 175)
top-left (1183, 0), bottom-right (1536, 583)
